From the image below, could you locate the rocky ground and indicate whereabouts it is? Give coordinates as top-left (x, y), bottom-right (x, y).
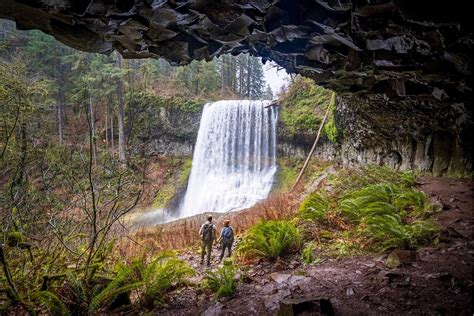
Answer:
top-left (151, 176), bottom-right (473, 316)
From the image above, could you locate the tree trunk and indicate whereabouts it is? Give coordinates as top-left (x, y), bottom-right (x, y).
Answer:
top-left (57, 64), bottom-right (66, 145)
top-left (110, 113), bottom-right (114, 155)
top-left (115, 51), bottom-right (126, 163)
top-left (105, 105), bottom-right (108, 152)
top-left (88, 91), bottom-right (97, 166)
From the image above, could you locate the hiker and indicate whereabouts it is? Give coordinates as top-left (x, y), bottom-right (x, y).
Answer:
top-left (199, 215), bottom-right (217, 266)
top-left (217, 219), bottom-right (234, 262)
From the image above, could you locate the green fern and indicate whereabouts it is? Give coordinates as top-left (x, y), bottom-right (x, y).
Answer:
top-left (301, 242), bottom-right (317, 264)
top-left (139, 251), bottom-right (194, 308)
top-left (204, 262), bottom-right (237, 298)
top-left (89, 261), bottom-right (141, 312)
top-left (298, 192), bottom-right (330, 221)
top-left (33, 290), bottom-right (70, 316)
top-left (237, 220), bottom-right (301, 262)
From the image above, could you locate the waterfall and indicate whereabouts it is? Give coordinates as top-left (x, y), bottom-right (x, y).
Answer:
top-left (180, 100), bottom-right (278, 218)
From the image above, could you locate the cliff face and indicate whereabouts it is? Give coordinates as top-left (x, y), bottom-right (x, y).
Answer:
top-left (278, 95), bottom-right (472, 177)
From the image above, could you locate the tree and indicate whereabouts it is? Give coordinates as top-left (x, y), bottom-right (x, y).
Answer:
top-left (263, 84), bottom-right (274, 100)
top-left (115, 51), bottom-right (127, 163)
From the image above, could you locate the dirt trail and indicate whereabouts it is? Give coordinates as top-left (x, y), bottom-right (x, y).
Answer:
top-left (158, 176), bottom-right (473, 315)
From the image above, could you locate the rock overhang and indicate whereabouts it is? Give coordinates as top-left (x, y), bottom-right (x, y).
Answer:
top-left (0, 0), bottom-right (471, 102)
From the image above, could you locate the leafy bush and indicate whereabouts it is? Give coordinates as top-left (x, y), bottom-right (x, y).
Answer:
top-left (301, 242), bottom-right (317, 264)
top-left (298, 192), bottom-right (331, 221)
top-left (139, 252), bottom-right (194, 307)
top-left (340, 183), bottom-right (438, 250)
top-left (204, 261), bottom-right (238, 298)
top-left (237, 220), bottom-right (301, 262)
top-left (33, 291), bottom-right (70, 316)
top-left (90, 252), bottom-right (194, 311)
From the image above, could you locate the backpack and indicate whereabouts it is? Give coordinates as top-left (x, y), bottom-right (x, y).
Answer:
top-left (202, 223), bottom-right (214, 242)
top-left (222, 226), bottom-right (233, 241)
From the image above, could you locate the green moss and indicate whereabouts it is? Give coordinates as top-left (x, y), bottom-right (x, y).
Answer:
top-left (274, 157), bottom-right (332, 193)
top-left (323, 93), bottom-right (338, 143)
top-left (153, 158), bottom-right (192, 208)
top-left (279, 76), bottom-right (334, 139)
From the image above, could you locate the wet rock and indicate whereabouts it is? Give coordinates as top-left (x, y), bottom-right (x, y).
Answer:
top-left (377, 271), bottom-right (411, 288)
top-left (385, 249), bottom-right (418, 268)
top-left (264, 288), bottom-right (291, 311)
top-left (203, 302), bottom-right (224, 316)
top-left (278, 297), bottom-right (334, 316)
top-left (270, 273), bottom-right (292, 284)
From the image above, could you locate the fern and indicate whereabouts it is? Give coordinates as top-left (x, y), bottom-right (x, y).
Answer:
top-left (237, 220), bottom-right (301, 262)
top-left (33, 291), bottom-right (70, 316)
top-left (89, 261), bottom-right (141, 312)
top-left (301, 242), bottom-right (317, 264)
top-left (298, 192), bottom-right (330, 221)
top-left (205, 262), bottom-right (237, 298)
top-left (140, 251), bottom-right (194, 308)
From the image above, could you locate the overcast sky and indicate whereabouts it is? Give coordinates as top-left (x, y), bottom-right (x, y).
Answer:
top-left (263, 61), bottom-right (290, 97)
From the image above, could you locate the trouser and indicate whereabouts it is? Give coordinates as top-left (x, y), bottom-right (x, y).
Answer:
top-left (219, 241), bottom-right (233, 261)
top-left (201, 241), bottom-right (212, 264)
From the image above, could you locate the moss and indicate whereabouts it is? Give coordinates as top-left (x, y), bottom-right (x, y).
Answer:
top-left (152, 158), bottom-right (193, 208)
top-left (278, 76), bottom-right (334, 140)
top-left (323, 93), bottom-right (338, 143)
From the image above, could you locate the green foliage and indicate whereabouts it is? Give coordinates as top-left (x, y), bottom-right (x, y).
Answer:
top-left (279, 76), bottom-right (333, 139)
top-left (298, 192), bottom-right (330, 222)
top-left (340, 183), bottom-right (438, 250)
top-left (90, 252), bottom-right (193, 311)
top-left (296, 166), bottom-right (438, 256)
top-left (33, 291), bottom-right (70, 316)
top-left (204, 261), bottom-right (238, 298)
top-left (139, 251), bottom-right (194, 307)
top-left (301, 242), bottom-right (317, 264)
top-left (237, 220), bottom-right (301, 262)
top-left (324, 93), bottom-right (338, 142)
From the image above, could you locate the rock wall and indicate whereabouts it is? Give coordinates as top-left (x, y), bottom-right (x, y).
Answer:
top-left (139, 95), bottom-right (471, 177)
top-left (131, 105), bottom-right (202, 157)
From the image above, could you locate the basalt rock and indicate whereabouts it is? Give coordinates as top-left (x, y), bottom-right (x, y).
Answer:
top-left (0, 0), bottom-right (471, 102)
top-left (1, 0), bottom-right (471, 175)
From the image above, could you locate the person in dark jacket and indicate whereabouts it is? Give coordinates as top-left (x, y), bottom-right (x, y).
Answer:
top-left (199, 215), bottom-right (217, 266)
top-left (217, 219), bottom-right (234, 262)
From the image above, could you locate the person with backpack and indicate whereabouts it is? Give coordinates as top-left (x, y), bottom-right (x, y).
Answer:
top-left (217, 219), bottom-right (234, 263)
top-left (199, 215), bottom-right (217, 266)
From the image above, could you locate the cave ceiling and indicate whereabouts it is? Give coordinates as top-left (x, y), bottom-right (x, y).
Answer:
top-left (0, 0), bottom-right (472, 103)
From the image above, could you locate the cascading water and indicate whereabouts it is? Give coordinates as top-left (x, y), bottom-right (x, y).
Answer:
top-left (180, 100), bottom-right (278, 218)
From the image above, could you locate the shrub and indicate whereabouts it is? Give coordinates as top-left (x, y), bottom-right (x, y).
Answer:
top-left (301, 242), bottom-right (317, 264)
top-left (204, 260), bottom-right (238, 298)
top-left (90, 252), bottom-right (194, 311)
top-left (340, 183), bottom-right (438, 250)
top-left (298, 192), bottom-right (331, 222)
top-left (237, 220), bottom-right (301, 262)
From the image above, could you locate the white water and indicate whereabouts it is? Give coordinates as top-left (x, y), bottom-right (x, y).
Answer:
top-left (180, 100), bottom-right (278, 218)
